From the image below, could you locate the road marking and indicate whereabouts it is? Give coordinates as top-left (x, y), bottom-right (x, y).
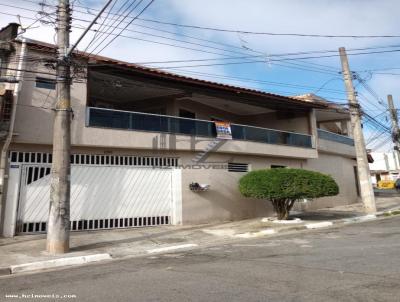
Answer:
top-left (235, 229), bottom-right (276, 238)
top-left (147, 244), bottom-right (198, 254)
top-left (343, 214), bottom-right (377, 223)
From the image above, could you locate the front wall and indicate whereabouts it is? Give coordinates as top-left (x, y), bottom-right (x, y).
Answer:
top-left (303, 152), bottom-right (359, 209)
top-left (178, 152), bottom-right (304, 224)
top-left (6, 143), bottom-right (358, 226)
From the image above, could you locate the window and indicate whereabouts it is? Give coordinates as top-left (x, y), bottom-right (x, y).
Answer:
top-left (179, 109), bottom-right (196, 119)
top-left (35, 77), bottom-right (56, 90)
top-left (178, 109), bottom-right (196, 135)
top-left (143, 108), bottom-right (167, 115)
top-left (211, 116), bottom-right (224, 122)
top-left (228, 163), bottom-right (249, 173)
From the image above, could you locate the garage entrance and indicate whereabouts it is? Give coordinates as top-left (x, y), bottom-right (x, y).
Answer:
top-left (6, 152), bottom-right (181, 235)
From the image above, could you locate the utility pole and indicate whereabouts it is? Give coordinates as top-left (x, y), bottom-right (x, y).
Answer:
top-left (388, 94), bottom-right (400, 169)
top-left (387, 95), bottom-right (400, 167)
top-left (47, 0), bottom-right (72, 254)
top-left (46, 0), bottom-right (113, 253)
top-left (339, 47), bottom-right (376, 213)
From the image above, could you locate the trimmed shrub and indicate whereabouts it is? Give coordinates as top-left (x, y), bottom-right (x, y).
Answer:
top-left (239, 168), bottom-right (339, 220)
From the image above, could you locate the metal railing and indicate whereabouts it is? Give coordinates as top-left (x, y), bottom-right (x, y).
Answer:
top-left (317, 128), bottom-right (354, 146)
top-left (86, 107), bottom-right (313, 148)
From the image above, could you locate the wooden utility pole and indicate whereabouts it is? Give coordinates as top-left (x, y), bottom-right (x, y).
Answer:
top-left (47, 0), bottom-right (72, 254)
top-left (387, 95), bottom-right (400, 167)
top-left (339, 47), bottom-right (376, 213)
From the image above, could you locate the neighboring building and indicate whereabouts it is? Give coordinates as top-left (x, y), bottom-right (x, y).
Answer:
top-left (369, 151), bottom-right (400, 185)
top-left (0, 24), bottom-right (359, 237)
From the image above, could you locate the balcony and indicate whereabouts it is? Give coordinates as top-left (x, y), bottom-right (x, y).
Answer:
top-left (86, 107), bottom-right (313, 149)
top-left (317, 129), bottom-right (354, 146)
top-left (317, 129), bottom-right (355, 157)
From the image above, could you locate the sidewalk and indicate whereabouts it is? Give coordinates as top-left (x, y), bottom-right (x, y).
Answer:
top-left (1, 196), bottom-right (399, 275)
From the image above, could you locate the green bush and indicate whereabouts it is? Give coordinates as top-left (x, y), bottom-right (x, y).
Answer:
top-left (239, 168), bottom-right (339, 219)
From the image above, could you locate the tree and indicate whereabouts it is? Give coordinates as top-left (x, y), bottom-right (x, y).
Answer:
top-left (239, 168), bottom-right (339, 220)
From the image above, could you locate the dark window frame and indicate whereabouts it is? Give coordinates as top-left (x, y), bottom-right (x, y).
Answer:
top-left (271, 165), bottom-right (287, 169)
top-left (35, 77), bottom-right (56, 90)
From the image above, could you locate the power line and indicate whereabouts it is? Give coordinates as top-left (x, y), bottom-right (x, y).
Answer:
top-left (87, 0), bottom-right (141, 55)
top-left (134, 18), bottom-right (400, 39)
top-left (151, 49), bottom-right (400, 69)
top-left (83, 0), bottom-right (120, 52)
top-left (18, 0), bottom-right (400, 39)
top-left (94, 0), bottom-right (157, 55)
top-left (4, 10), bottom-right (400, 77)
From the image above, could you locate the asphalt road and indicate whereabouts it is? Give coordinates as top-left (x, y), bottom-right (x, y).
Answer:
top-left (1, 217), bottom-right (400, 302)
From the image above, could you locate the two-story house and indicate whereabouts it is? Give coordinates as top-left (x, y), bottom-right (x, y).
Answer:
top-left (0, 24), bottom-right (358, 237)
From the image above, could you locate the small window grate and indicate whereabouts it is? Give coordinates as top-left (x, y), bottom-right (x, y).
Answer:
top-left (35, 77), bottom-right (56, 90)
top-left (26, 166), bottom-right (51, 185)
top-left (228, 163), bottom-right (249, 173)
top-left (17, 216), bottom-right (171, 233)
top-left (9, 151), bottom-right (179, 167)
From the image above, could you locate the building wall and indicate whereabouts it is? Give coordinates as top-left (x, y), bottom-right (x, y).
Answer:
top-left (238, 111), bottom-right (310, 134)
top-left (302, 152), bottom-right (359, 210)
top-left (179, 152), bottom-right (304, 224)
top-left (3, 43), bottom-right (359, 228)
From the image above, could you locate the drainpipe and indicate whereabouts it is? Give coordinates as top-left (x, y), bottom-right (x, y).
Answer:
top-left (0, 38), bottom-right (27, 224)
top-left (308, 109), bottom-right (318, 148)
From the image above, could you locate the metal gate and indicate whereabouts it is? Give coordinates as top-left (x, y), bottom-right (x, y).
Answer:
top-left (13, 152), bottom-right (181, 234)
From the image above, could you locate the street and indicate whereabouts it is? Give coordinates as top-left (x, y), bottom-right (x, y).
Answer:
top-left (1, 216), bottom-right (400, 302)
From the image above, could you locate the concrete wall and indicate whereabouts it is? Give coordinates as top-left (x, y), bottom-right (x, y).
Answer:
top-left (302, 152), bottom-right (359, 210)
top-left (238, 111), bottom-right (310, 134)
top-left (317, 138), bottom-right (356, 158)
top-left (179, 152), bottom-right (305, 224)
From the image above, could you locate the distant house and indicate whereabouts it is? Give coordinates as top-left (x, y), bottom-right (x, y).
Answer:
top-left (369, 151), bottom-right (400, 185)
top-left (0, 23), bottom-right (359, 237)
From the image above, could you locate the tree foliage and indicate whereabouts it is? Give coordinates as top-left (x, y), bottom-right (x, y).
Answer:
top-left (239, 168), bottom-right (339, 219)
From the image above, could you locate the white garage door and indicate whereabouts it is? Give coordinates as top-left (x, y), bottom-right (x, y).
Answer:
top-left (10, 152), bottom-right (181, 234)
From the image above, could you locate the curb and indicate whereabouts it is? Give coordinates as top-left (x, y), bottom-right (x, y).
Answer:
top-left (1, 253), bottom-right (112, 276)
top-left (0, 267), bottom-right (11, 276)
top-left (233, 209), bottom-right (400, 240)
top-left (305, 221), bottom-right (333, 229)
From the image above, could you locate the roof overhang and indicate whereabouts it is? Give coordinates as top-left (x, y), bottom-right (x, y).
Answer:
top-left (17, 38), bottom-right (335, 111)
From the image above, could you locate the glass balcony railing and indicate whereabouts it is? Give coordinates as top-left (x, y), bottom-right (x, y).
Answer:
top-left (317, 129), bottom-right (354, 146)
top-left (86, 107), bottom-right (313, 148)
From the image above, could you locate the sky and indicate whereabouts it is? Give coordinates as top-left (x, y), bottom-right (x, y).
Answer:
top-left (1, 0), bottom-right (399, 151)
